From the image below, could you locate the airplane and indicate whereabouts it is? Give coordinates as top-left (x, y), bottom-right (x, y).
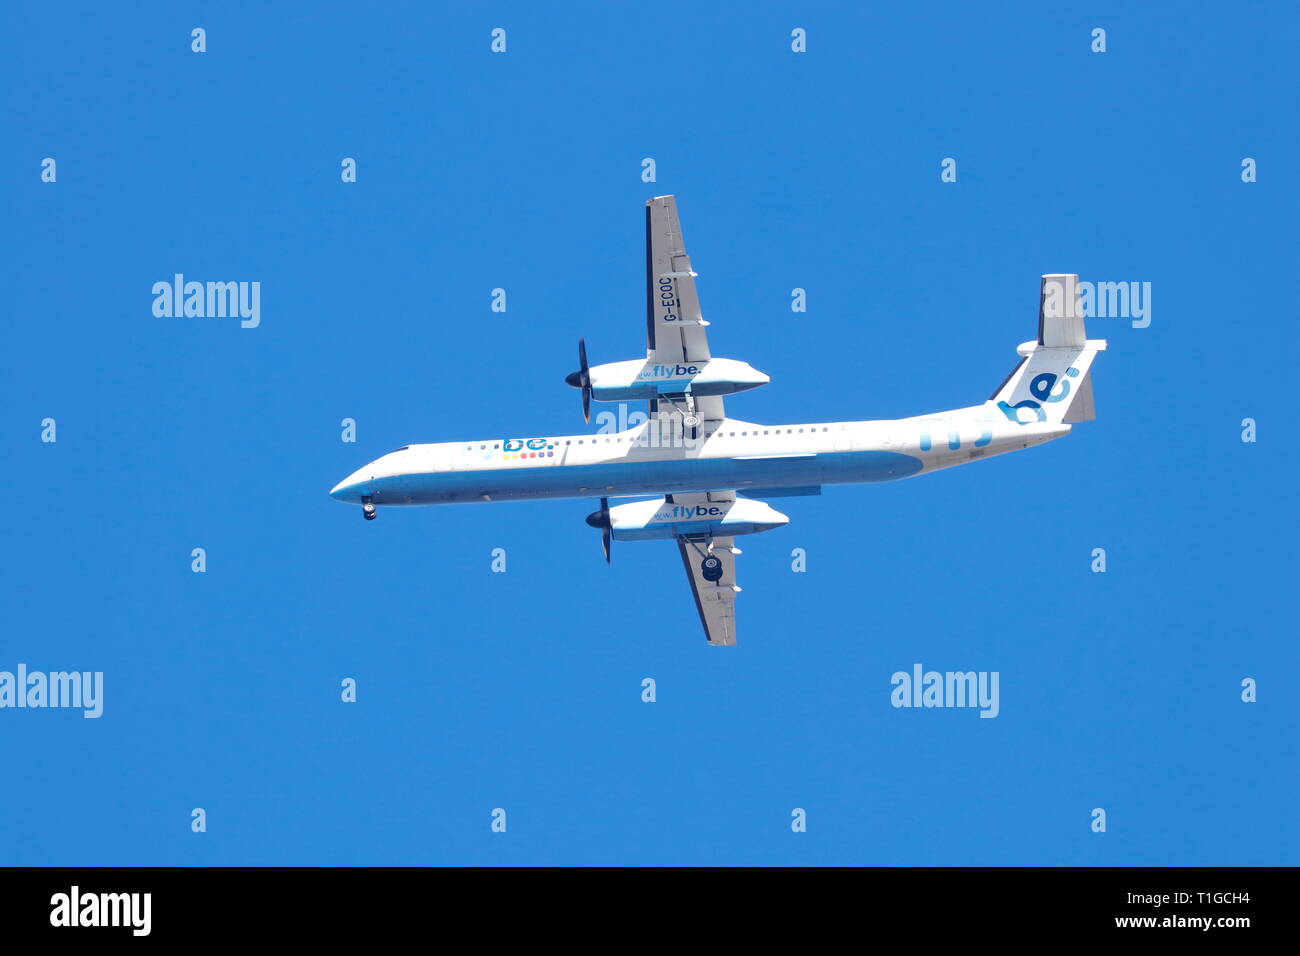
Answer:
top-left (330, 195), bottom-right (1107, 646)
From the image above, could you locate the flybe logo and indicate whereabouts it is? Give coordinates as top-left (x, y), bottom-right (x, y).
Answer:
top-left (998, 367), bottom-right (1079, 424)
top-left (639, 364), bottom-right (702, 379)
top-left (502, 438), bottom-right (554, 460)
top-left (655, 504), bottom-right (724, 520)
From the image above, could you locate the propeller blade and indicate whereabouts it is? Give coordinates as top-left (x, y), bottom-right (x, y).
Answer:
top-left (600, 497), bottom-right (611, 562)
top-left (567, 337), bottom-right (594, 423)
top-left (585, 496), bottom-right (611, 563)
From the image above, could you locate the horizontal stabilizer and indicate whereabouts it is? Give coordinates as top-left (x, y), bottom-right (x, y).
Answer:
top-left (1062, 369), bottom-right (1095, 423)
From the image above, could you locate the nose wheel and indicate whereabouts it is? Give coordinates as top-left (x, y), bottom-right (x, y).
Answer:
top-left (362, 497), bottom-right (377, 521)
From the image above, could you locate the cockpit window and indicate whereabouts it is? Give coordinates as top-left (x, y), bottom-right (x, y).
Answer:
top-left (392, 446), bottom-right (409, 452)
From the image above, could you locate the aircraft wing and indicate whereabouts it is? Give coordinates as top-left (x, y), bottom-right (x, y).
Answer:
top-left (671, 493), bottom-right (740, 646)
top-left (645, 195), bottom-right (725, 423)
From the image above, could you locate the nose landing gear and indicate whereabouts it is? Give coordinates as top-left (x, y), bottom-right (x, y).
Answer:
top-left (362, 497), bottom-right (377, 521)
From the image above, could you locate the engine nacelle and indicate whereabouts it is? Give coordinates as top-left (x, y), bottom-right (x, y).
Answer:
top-left (607, 496), bottom-right (789, 542)
top-left (587, 357), bottom-right (769, 402)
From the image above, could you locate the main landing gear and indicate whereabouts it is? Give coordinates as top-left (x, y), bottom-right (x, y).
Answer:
top-left (685, 537), bottom-right (724, 582)
top-left (362, 497), bottom-right (377, 521)
top-left (682, 414), bottom-right (701, 441)
top-left (658, 395), bottom-right (701, 442)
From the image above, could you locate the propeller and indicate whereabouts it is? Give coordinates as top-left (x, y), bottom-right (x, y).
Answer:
top-left (564, 337), bottom-right (592, 423)
top-left (584, 496), bottom-right (612, 563)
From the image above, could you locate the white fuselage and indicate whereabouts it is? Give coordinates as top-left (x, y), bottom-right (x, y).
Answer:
top-left (329, 410), bottom-right (1069, 507)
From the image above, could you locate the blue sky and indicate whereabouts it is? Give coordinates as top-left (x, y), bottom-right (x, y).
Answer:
top-left (4, 1), bottom-right (1295, 865)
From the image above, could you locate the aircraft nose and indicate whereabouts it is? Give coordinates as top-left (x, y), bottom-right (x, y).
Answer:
top-left (330, 471), bottom-right (364, 500)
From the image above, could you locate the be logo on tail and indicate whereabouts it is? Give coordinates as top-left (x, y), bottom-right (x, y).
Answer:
top-left (998, 367), bottom-right (1080, 424)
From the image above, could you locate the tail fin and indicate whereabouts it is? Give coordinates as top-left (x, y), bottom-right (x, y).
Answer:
top-left (988, 274), bottom-right (1107, 425)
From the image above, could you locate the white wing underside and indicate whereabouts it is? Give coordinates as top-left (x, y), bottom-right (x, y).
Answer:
top-left (645, 196), bottom-right (725, 424)
top-left (670, 492), bottom-right (739, 646)
top-left (644, 198), bottom-right (741, 645)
